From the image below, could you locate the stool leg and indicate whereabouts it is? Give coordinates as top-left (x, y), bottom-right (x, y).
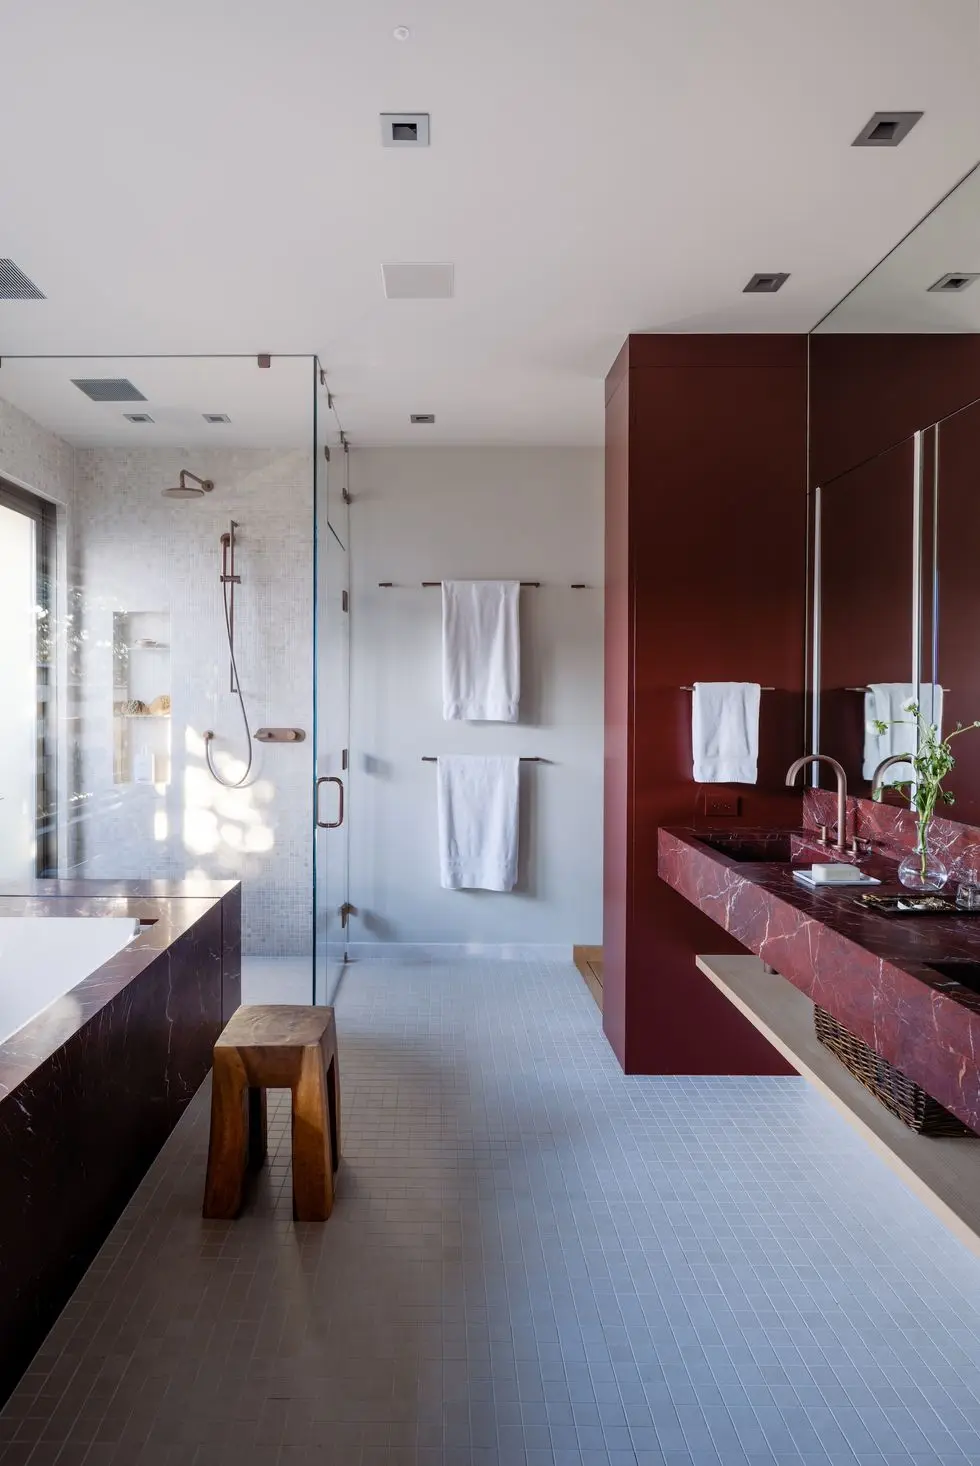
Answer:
top-left (203, 1051), bottom-right (248, 1219)
top-left (291, 1044), bottom-right (333, 1221)
top-left (247, 1086), bottom-right (268, 1171)
top-left (326, 1054), bottom-right (341, 1173)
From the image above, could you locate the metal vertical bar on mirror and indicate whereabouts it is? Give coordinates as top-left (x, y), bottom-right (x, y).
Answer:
top-left (810, 483), bottom-right (822, 779)
top-left (910, 430), bottom-right (924, 804)
top-left (930, 422), bottom-right (941, 711)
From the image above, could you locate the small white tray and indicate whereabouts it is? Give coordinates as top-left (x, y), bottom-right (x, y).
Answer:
top-left (793, 869), bottom-right (881, 890)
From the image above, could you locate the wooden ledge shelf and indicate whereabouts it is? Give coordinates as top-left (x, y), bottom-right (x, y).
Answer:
top-left (696, 954), bottom-right (980, 1257)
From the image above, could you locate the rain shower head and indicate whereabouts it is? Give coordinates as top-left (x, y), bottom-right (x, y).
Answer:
top-left (162, 470), bottom-right (215, 499)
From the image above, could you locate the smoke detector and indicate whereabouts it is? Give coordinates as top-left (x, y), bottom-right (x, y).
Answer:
top-left (743, 272), bottom-right (789, 294)
top-left (852, 111), bottom-right (923, 147)
top-left (381, 113), bottom-right (430, 147)
top-left (928, 272), bottom-right (980, 294)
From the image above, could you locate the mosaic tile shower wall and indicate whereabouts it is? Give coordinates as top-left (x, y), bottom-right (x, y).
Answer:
top-left (69, 447), bottom-right (315, 955)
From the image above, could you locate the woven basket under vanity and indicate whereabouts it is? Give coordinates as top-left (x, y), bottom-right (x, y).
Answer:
top-left (814, 1006), bottom-right (977, 1137)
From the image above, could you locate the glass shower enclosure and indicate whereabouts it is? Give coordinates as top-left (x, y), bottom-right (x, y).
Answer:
top-left (0, 352), bottom-right (349, 1003)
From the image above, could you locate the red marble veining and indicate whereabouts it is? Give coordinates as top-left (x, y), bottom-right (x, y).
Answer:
top-left (658, 825), bottom-right (980, 1132)
top-left (804, 788), bottom-right (980, 873)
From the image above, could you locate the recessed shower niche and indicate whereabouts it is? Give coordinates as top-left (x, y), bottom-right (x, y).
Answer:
top-left (112, 610), bottom-right (172, 785)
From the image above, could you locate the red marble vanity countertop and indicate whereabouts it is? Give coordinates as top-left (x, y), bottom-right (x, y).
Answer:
top-left (658, 826), bottom-right (980, 1132)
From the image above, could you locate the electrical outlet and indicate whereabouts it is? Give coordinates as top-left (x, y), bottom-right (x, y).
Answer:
top-left (701, 792), bottom-right (742, 818)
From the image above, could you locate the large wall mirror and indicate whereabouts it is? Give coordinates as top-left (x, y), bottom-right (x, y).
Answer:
top-left (810, 161), bottom-right (980, 826)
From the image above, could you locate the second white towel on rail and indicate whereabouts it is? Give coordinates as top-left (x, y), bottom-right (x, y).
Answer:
top-left (691, 682), bottom-right (762, 784)
top-left (442, 580), bottom-right (520, 722)
top-left (437, 755), bottom-right (520, 891)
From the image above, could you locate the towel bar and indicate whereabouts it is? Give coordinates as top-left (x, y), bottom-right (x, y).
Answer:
top-left (680, 685), bottom-right (776, 692)
top-left (422, 756), bottom-right (543, 763)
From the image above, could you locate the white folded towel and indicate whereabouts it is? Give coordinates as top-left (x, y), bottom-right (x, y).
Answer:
top-left (863, 683), bottom-right (942, 784)
top-left (691, 682), bottom-right (761, 784)
top-left (437, 755), bottom-right (520, 891)
top-left (442, 580), bottom-right (520, 722)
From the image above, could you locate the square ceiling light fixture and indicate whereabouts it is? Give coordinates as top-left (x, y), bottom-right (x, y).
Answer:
top-left (203, 413), bottom-right (231, 423)
top-left (743, 272), bottom-right (789, 294)
top-left (928, 272), bottom-right (980, 294)
top-left (382, 261), bottom-right (454, 299)
top-left (124, 412), bottom-right (154, 424)
top-left (852, 111), bottom-right (923, 146)
top-left (381, 112), bottom-right (430, 147)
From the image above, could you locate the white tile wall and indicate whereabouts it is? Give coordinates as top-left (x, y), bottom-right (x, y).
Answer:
top-left (70, 447), bottom-right (316, 955)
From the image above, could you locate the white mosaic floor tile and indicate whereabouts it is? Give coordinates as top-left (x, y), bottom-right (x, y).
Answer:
top-left (4, 959), bottom-right (980, 1466)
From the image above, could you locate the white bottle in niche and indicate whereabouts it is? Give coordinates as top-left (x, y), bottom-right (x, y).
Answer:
top-left (133, 745), bottom-right (153, 784)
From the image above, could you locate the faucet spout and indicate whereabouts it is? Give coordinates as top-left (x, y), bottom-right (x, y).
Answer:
top-left (785, 754), bottom-right (849, 853)
top-left (870, 753), bottom-right (915, 802)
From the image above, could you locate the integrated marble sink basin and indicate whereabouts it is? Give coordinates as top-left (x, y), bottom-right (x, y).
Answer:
top-left (927, 960), bottom-right (980, 994)
top-left (696, 831), bottom-right (812, 864)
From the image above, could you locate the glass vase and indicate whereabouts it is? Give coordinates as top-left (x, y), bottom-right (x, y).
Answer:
top-left (898, 821), bottom-right (949, 892)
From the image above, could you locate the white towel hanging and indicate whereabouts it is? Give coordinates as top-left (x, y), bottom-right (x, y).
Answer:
top-left (442, 581), bottom-right (520, 722)
top-left (436, 755), bottom-right (520, 891)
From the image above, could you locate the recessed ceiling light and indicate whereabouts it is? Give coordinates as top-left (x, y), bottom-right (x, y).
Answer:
top-left (743, 272), bottom-right (789, 294)
top-left (410, 414), bottom-right (435, 425)
top-left (927, 272), bottom-right (980, 294)
top-left (852, 111), bottom-right (923, 147)
top-left (203, 413), bottom-right (231, 423)
top-left (382, 262), bottom-right (454, 299)
top-left (125, 413), bottom-right (154, 424)
top-left (0, 259), bottom-right (45, 300)
top-left (393, 25), bottom-right (411, 40)
top-left (381, 112), bottom-right (430, 147)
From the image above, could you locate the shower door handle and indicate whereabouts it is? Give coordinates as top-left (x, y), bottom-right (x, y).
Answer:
top-left (316, 775), bottom-right (345, 829)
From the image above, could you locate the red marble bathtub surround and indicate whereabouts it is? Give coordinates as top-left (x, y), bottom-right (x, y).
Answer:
top-left (658, 826), bottom-right (980, 1133)
top-left (0, 886), bottom-right (238, 1403)
top-left (803, 788), bottom-right (980, 875)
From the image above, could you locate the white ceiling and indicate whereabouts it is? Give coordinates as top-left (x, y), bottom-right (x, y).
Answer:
top-left (1, 0), bottom-right (979, 446)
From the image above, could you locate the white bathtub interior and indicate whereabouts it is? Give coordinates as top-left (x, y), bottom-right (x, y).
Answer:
top-left (0, 916), bottom-right (141, 1045)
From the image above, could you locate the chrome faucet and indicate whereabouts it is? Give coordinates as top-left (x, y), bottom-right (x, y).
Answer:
top-left (785, 754), bottom-right (849, 853)
top-left (871, 753), bottom-right (914, 801)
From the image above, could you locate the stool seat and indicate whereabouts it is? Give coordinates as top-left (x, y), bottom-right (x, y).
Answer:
top-left (203, 1004), bottom-right (340, 1222)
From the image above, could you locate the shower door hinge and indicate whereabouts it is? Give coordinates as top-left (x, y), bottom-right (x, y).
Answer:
top-left (342, 487), bottom-right (351, 504)
top-left (342, 590), bottom-right (349, 613)
top-left (342, 748), bottom-right (348, 770)
top-left (323, 445), bottom-right (330, 462)
top-left (340, 902), bottom-right (354, 928)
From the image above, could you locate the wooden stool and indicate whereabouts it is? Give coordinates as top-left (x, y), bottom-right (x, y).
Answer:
top-left (203, 1005), bottom-right (340, 1221)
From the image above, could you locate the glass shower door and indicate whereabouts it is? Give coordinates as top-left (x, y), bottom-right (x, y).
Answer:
top-left (313, 388), bottom-right (351, 1006)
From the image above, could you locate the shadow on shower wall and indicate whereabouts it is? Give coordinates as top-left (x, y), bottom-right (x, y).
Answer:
top-left (0, 354), bottom-right (324, 959)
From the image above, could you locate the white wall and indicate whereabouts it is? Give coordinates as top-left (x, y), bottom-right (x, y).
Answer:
top-left (348, 447), bottom-right (604, 958)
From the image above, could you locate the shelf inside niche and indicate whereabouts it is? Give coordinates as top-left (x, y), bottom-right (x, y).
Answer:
top-left (113, 609), bottom-right (172, 786)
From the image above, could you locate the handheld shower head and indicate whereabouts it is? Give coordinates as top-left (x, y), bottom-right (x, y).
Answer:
top-left (162, 470), bottom-right (214, 499)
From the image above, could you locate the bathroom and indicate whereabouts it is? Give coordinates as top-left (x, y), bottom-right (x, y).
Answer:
top-left (3, 4), bottom-right (980, 1460)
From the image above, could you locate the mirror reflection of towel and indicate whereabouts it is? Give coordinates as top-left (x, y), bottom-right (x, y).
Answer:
top-left (862, 683), bottom-right (943, 783)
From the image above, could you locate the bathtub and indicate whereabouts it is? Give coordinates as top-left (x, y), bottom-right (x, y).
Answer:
top-left (0, 915), bottom-right (140, 1044)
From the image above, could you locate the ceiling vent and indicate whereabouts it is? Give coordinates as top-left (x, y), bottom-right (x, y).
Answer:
top-left (381, 112), bottom-right (430, 147)
top-left (124, 412), bottom-right (154, 424)
top-left (410, 414), bottom-right (435, 424)
top-left (743, 272), bottom-right (789, 294)
top-left (382, 262), bottom-right (454, 299)
top-left (852, 111), bottom-right (923, 147)
top-left (928, 272), bottom-right (980, 294)
top-left (72, 378), bottom-right (147, 403)
top-left (0, 259), bottom-right (46, 300)
top-left (203, 413), bottom-right (231, 423)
